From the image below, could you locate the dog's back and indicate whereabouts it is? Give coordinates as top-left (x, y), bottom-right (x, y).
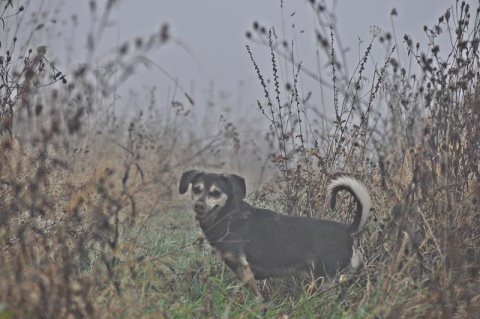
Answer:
top-left (215, 200), bottom-right (355, 279)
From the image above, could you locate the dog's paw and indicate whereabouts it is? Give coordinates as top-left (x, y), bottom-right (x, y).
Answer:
top-left (255, 294), bottom-right (264, 303)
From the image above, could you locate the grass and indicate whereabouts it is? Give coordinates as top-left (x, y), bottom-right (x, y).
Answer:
top-left (1, 0), bottom-right (479, 318)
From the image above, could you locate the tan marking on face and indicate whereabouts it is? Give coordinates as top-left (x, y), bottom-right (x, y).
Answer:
top-left (191, 182), bottom-right (228, 220)
top-left (191, 182), bottom-right (204, 200)
top-left (203, 185), bottom-right (227, 212)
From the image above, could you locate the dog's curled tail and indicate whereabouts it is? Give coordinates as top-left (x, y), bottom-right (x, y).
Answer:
top-left (327, 176), bottom-right (371, 236)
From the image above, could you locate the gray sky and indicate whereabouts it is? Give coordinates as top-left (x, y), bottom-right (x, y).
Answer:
top-left (6, 0), bottom-right (465, 143)
top-left (29, 0), bottom-right (455, 111)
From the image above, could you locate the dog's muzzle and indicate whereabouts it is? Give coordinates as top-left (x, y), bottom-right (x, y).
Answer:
top-left (194, 202), bottom-right (219, 220)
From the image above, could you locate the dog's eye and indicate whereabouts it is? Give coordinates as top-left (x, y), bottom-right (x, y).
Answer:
top-left (192, 186), bottom-right (202, 194)
top-left (210, 190), bottom-right (222, 198)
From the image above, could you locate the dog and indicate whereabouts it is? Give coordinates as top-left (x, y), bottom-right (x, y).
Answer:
top-left (179, 170), bottom-right (371, 300)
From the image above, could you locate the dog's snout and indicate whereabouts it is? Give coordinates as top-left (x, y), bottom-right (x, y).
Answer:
top-left (194, 202), bottom-right (205, 213)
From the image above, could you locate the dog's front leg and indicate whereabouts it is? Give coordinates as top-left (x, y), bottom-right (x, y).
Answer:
top-left (236, 256), bottom-right (263, 302)
top-left (247, 279), bottom-right (263, 302)
top-left (223, 253), bottom-right (263, 302)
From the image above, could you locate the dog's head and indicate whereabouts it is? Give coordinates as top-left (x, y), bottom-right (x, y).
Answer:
top-left (179, 170), bottom-right (246, 221)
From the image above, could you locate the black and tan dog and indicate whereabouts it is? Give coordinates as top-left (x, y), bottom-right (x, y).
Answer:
top-left (179, 170), bottom-right (371, 300)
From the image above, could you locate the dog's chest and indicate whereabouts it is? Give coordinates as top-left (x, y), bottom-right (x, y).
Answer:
top-left (200, 210), bottom-right (252, 254)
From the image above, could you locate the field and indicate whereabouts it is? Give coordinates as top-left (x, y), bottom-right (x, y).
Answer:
top-left (0, 1), bottom-right (479, 318)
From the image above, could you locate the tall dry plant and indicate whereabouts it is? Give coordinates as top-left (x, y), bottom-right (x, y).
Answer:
top-left (0, 2), bottom-right (179, 318)
top-left (245, 1), bottom-right (479, 317)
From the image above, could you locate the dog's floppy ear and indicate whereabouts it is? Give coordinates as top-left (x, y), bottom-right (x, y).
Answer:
top-left (179, 170), bottom-right (202, 194)
top-left (225, 174), bottom-right (246, 199)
